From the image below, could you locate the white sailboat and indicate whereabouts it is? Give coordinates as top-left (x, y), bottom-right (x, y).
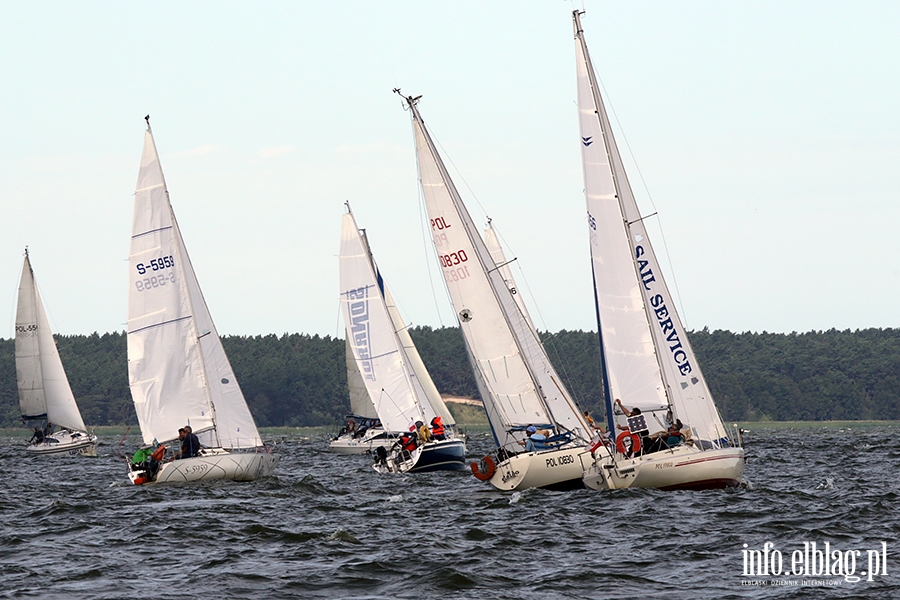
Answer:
top-left (339, 204), bottom-right (465, 473)
top-left (16, 249), bottom-right (97, 457)
top-left (125, 117), bottom-right (279, 485)
top-left (572, 11), bottom-right (744, 490)
top-left (397, 91), bottom-right (593, 490)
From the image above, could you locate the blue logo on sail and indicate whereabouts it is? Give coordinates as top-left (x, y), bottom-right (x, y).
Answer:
top-left (348, 287), bottom-right (375, 381)
top-left (582, 136), bottom-right (593, 146)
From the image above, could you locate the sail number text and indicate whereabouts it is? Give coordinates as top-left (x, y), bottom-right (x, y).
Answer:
top-left (439, 250), bottom-right (468, 268)
top-left (136, 256), bottom-right (175, 275)
top-left (183, 463), bottom-right (209, 476)
top-left (546, 454), bottom-right (576, 468)
top-left (134, 255), bottom-right (177, 293)
top-left (135, 272), bottom-right (175, 292)
top-left (15, 324), bottom-right (38, 336)
top-left (430, 216), bottom-right (452, 230)
top-left (430, 217), bottom-right (470, 283)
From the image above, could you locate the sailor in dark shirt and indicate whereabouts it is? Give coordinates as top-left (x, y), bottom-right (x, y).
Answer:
top-left (182, 425), bottom-right (202, 458)
top-left (29, 427), bottom-right (45, 445)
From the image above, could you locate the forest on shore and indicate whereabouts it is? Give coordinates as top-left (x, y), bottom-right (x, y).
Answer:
top-left (1, 326), bottom-right (899, 428)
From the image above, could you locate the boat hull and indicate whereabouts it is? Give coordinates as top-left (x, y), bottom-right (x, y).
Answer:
top-left (26, 431), bottom-right (98, 457)
top-left (329, 429), bottom-right (394, 455)
top-left (411, 438), bottom-right (467, 472)
top-left (129, 448), bottom-right (279, 485)
top-left (373, 438), bottom-right (466, 473)
top-left (583, 445), bottom-right (744, 491)
top-left (488, 446), bottom-right (589, 491)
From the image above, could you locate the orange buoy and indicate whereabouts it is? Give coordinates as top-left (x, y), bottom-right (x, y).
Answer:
top-left (470, 455), bottom-right (496, 481)
top-left (615, 431), bottom-right (641, 455)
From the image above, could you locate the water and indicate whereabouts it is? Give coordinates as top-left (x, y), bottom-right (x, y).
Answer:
top-left (1, 427), bottom-right (898, 599)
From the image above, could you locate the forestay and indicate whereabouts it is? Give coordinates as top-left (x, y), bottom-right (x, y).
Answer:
top-left (128, 127), bottom-right (263, 449)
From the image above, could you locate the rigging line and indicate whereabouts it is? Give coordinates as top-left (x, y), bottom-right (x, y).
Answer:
top-left (595, 74), bottom-right (691, 328)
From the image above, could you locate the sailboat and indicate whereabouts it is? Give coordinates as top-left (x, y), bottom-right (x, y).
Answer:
top-left (340, 204), bottom-right (465, 473)
top-left (125, 117), bottom-right (279, 485)
top-left (16, 249), bottom-right (97, 457)
top-left (572, 11), bottom-right (744, 490)
top-left (397, 91), bottom-right (594, 490)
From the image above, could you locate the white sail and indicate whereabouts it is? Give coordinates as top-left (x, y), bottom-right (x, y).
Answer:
top-left (340, 211), bottom-right (425, 433)
top-left (128, 126), bottom-right (263, 449)
top-left (574, 11), bottom-right (727, 444)
top-left (15, 251), bottom-right (87, 432)
top-left (403, 96), bottom-right (590, 446)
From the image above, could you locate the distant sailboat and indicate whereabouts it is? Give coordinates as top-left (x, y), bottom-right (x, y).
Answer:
top-left (572, 11), bottom-right (744, 490)
top-left (125, 117), bottom-right (279, 485)
top-left (398, 91), bottom-right (593, 490)
top-left (16, 249), bottom-right (97, 456)
top-left (339, 204), bottom-right (465, 473)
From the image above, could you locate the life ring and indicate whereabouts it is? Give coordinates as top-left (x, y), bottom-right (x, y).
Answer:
top-left (615, 431), bottom-right (641, 455)
top-left (470, 455), bottom-right (496, 481)
top-left (150, 445), bottom-right (166, 461)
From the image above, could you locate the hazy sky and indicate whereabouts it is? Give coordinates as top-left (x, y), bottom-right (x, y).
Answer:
top-left (1, 1), bottom-right (898, 338)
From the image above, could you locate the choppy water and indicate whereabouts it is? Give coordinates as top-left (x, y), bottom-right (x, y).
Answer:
top-left (1, 426), bottom-right (898, 599)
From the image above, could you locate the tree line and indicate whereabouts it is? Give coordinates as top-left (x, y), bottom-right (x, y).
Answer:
top-left (1, 326), bottom-right (899, 428)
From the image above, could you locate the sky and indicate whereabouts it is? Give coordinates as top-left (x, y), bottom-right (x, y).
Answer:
top-left (1, 1), bottom-right (898, 338)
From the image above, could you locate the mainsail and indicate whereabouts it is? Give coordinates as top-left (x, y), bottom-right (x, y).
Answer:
top-left (15, 251), bottom-right (87, 432)
top-left (401, 94), bottom-right (590, 448)
top-left (574, 11), bottom-right (728, 444)
top-left (128, 124), bottom-right (263, 449)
